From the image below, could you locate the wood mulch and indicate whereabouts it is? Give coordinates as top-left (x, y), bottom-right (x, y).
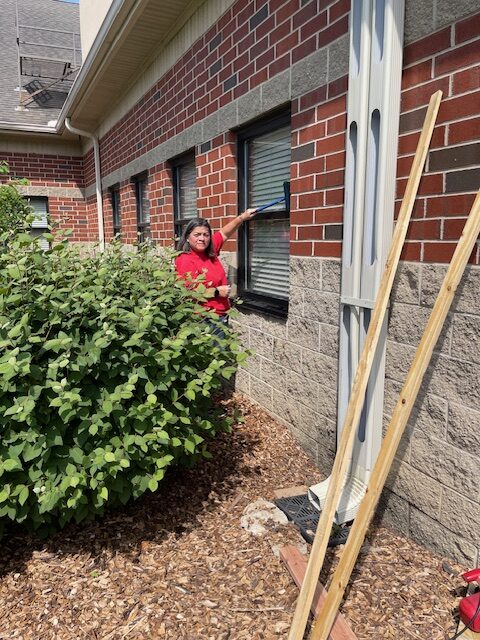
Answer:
top-left (0, 393), bottom-right (467, 639)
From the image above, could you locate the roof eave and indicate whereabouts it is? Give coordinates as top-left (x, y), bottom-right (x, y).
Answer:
top-left (0, 121), bottom-right (58, 135)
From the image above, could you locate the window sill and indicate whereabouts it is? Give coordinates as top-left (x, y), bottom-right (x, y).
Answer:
top-left (234, 294), bottom-right (288, 319)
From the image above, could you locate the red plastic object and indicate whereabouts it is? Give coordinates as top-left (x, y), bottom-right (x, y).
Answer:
top-left (464, 569), bottom-right (480, 584)
top-left (459, 591), bottom-right (480, 632)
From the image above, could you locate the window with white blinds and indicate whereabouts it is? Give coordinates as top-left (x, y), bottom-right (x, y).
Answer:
top-left (248, 126), bottom-right (291, 210)
top-left (28, 197), bottom-right (49, 250)
top-left (134, 174), bottom-right (151, 244)
top-left (239, 117), bottom-right (291, 313)
top-left (178, 161), bottom-right (197, 219)
top-left (248, 217), bottom-right (290, 299)
top-left (173, 154), bottom-right (197, 240)
top-left (110, 186), bottom-right (121, 236)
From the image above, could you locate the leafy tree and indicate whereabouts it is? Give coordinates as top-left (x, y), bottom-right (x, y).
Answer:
top-left (0, 233), bottom-right (247, 537)
top-left (0, 161), bottom-right (32, 235)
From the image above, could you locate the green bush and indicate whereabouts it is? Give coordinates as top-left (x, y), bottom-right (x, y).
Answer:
top-left (0, 184), bottom-right (32, 235)
top-left (0, 232), bottom-right (247, 537)
top-left (0, 161), bottom-right (31, 235)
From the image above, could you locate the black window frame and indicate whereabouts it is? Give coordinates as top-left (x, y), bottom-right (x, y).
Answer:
top-left (237, 110), bottom-right (291, 318)
top-left (132, 172), bottom-right (151, 244)
top-left (110, 184), bottom-right (121, 237)
top-left (171, 151), bottom-right (197, 243)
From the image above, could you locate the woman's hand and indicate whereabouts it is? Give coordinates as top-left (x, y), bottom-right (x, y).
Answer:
top-left (239, 208), bottom-right (257, 222)
top-left (217, 284), bottom-right (231, 297)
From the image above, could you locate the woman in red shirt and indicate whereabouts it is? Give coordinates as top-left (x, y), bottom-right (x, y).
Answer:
top-left (175, 210), bottom-right (256, 328)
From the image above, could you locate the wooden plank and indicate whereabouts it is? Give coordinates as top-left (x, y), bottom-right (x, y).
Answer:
top-left (457, 625), bottom-right (480, 640)
top-left (310, 188), bottom-right (480, 640)
top-left (287, 90), bottom-right (443, 640)
top-left (279, 546), bottom-right (357, 640)
top-left (274, 486), bottom-right (309, 499)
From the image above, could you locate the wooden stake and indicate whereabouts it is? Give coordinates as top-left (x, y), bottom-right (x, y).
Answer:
top-left (310, 188), bottom-right (480, 640)
top-left (280, 546), bottom-right (357, 640)
top-left (287, 90), bottom-right (443, 640)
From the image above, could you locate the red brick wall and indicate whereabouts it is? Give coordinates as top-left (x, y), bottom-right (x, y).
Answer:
top-left (3, 3), bottom-right (478, 262)
top-left (0, 151), bottom-right (83, 188)
top-left (0, 151), bottom-right (88, 242)
top-left (397, 11), bottom-right (480, 264)
top-left (197, 133), bottom-right (238, 251)
top-left (98, 0), bottom-right (351, 179)
top-left (97, 4), bottom-right (478, 263)
top-left (290, 77), bottom-right (348, 258)
top-left (49, 197), bottom-right (89, 242)
top-left (288, 9), bottom-right (479, 263)
top-left (83, 148), bottom-right (95, 191)
top-left (149, 165), bottom-right (175, 245)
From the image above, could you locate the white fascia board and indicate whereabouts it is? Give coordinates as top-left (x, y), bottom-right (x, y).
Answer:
top-left (0, 122), bottom-right (57, 134)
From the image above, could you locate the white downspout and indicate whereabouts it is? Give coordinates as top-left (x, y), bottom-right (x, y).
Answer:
top-left (65, 117), bottom-right (105, 251)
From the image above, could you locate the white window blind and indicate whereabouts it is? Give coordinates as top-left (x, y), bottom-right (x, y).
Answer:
top-left (249, 217), bottom-right (290, 299)
top-left (249, 126), bottom-right (291, 208)
top-left (246, 124), bottom-right (290, 299)
top-left (111, 188), bottom-right (121, 235)
top-left (179, 160), bottom-right (197, 220)
top-left (137, 180), bottom-right (150, 224)
top-left (29, 197), bottom-right (49, 250)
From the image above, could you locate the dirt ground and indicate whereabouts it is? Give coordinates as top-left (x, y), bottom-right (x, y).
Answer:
top-left (0, 393), bottom-right (468, 639)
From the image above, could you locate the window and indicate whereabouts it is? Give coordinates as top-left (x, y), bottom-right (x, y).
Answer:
top-left (110, 185), bottom-right (121, 237)
top-left (238, 112), bottom-right (291, 316)
top-left (28, 197), bottom-right (49, 250)
top-left (133, 174), bottom-right (150, 243)
top-left (172, 153), bottom-right (197, 241)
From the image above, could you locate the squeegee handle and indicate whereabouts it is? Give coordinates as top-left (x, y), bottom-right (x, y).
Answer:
top-left (254, 196), bottom-right (285, 213)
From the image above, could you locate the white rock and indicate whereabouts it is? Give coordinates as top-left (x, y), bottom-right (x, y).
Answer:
top-left (240, 499), bottom-right (288, 536)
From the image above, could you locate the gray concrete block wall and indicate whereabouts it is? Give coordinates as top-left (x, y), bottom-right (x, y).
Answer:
top-left (234, 257), bottom-right (480, 565)
top-left (233, 256), bottom-right (341, 475)
top-left (404, 0), bottom-right (480, 43)
top-left (380, 262), bottom-right (480, 565)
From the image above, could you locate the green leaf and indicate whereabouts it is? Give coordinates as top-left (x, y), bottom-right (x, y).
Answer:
top-left (184, 438), bottom-right (196, 454)
top-left (145, 381), bottom-right (155, 394)
top-left (69, 448), bottom-right (84, 465)
top-left (4, 459), bottom-right (22, 472)
top-left (148, 478), bottom-right (158, 492)
top-left (0, 362), bottom-right (15, 376)
top-left (7, 324), bottom-right (22, 339)
top-left (18, 486), bottom-right (29, 506)
top-left (23, 443), bottom-right (43, 462)
top-left (104, 452), bottom-right (116, 463)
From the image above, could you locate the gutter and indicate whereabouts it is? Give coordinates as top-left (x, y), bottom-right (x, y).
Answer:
top-left (0, 121), bottom-right (57, 134)
top-left (65, 118), bottom-right (105, 251)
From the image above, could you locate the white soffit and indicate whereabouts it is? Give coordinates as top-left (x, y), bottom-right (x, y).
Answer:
top-left (63, 0), bottom-right (235, 136)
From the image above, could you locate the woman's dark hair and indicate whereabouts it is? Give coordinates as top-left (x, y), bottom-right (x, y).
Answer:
top-left (177, 218), bottom-right (216, 257)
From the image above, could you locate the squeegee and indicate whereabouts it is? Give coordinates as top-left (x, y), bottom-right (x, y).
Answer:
top-left (254, 181), bottom-right (290, 213)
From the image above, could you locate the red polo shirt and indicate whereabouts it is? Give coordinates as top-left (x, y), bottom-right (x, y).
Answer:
top-left (175, 231), bottom-right (230, 315)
